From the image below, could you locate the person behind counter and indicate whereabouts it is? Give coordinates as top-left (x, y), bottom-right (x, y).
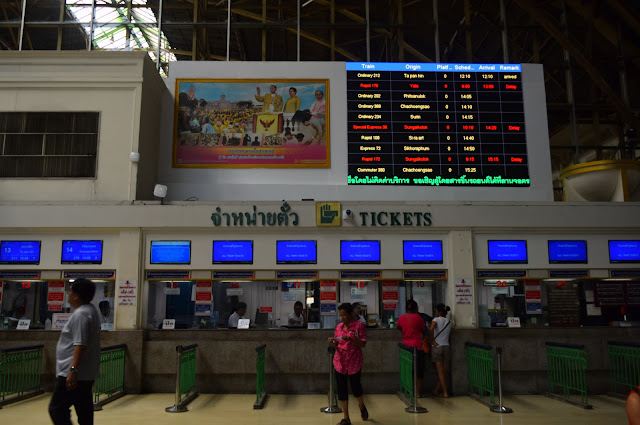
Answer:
top-left (328, 303), bottom-right (369, 425)
top-left (430, 303), bottom-right (452, 398)
top-left (397, 299), bottom-right (427, 398)
top-left (352, 302), bottom-right (367, 324)
top-left (98, 300), bottom-right (113, 330)
top-left (228, 302), bottom-right (247, 328)
top-left (288, 301), bottom-right (305, 327)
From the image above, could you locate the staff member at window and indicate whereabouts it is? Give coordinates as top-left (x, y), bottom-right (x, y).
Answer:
top-left (228, 302), bottom-right (247, 328)
top-left (328, 303), bottom-right (369, 425)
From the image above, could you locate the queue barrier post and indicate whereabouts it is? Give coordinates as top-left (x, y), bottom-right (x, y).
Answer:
top-left (608, 341), bottom-right (640, 398)
top-left (93, 344), bottom-right (127, 411)
top-left (545, 341), bottom-right (592, 409)
top-left (320, 346), bottom-right (342, 413)
top-left (253, 344), bottom-right (268, 409)
top-left (0, 344), bottom-right (44, 408)
top-left (397, 343), bottom-right (427, 414)
top-left (489, 347), bottom-right (512, 413)
top-left (165, 344), bottom-right (199, 413)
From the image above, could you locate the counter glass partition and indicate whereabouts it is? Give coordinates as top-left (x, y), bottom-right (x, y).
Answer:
top-left (476, 278), bottom-right (640, 328)
top-left (0, 280), bottom-right (114, 330)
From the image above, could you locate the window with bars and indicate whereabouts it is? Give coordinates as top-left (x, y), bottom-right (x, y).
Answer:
top-left (0, 112), bottom-right (99, 178)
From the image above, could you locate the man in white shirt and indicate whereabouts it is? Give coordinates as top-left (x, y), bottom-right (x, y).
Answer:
top-left (49, 278), bottom-right (101, 425)
top-left (227, 302), bottom-right (247, 328)
top-left (287, 301), bottom-right (305, 327)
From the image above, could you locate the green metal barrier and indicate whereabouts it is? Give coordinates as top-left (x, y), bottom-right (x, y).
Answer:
top-left (254, 344), bottom-right (267, 409)
top-left (398, 343), bottom-right (414, 405)
top-left (0, 344), bottom-right (44, 408)
top-left (93, 344), bottom-right (127, 411)
top-left (608, 341), bottom-right (640, 397)
top-left (545, 342), bottom-right (592, 409)
top-left (465, 342), bottom-right (495, 406)
top-left (397, 343), bottom-right (426, 413)
top-left (165, 344), bottom-right (199, 413)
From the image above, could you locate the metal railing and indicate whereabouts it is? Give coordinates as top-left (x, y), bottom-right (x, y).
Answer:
top-left (254, 344), bottom-right (267, 409)
top-left (93, 344), bottom-right (127, 411)
top-left (465, 342), bottom-right (495, 406)
top-left (608, 341), bottom-right (640, 397)
top-left (0, 344), bottom-right (44, 408)
top-left (397, 343), bottom-right (426, 413)
top-left (165, 344), bottom-right (198, 413)
top-left (545, 342), bottom-right (592, 409)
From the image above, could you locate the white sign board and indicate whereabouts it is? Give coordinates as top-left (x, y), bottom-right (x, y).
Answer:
top-left (162, 319), bottom-right (176, 330)
top-left (17, 319), bottom-right (31, 330)
top-left (507, 317), bottom-right (521, 328)
top-left (51, 313), bottom-right (73, 330)
top-left (237, 318), bottom-right (250, 329)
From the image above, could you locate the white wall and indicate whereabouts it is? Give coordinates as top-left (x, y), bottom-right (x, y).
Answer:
top-left (159, 62), bottom-right (553, 202)
top-left (0, 51), bottom-right (157, 202)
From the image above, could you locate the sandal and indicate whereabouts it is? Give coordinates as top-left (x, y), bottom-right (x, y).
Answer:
top-left (338, 419), bottom-right (351, 425)
top-left (360, 405), bottom-right (369, 420)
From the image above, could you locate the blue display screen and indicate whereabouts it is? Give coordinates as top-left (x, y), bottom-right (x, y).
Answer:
top-left (403, 240), bottom-right (443, 264)
top-left (61, 240), bottom-right (103, 264)
top-left (609, 240), bottom-right (640, 263)
top-left (150, 241), bottom-right (191, 264)
top-left (341, 240), bottom-right (381, 264)
top-left (276, 240), bottom-right (317, 264)
top-left (548, 240), bottom-right (587, 264)
top-left (488, 240), bottom-right (527, 264)
top-left (213, 241), bottom-right (253, 264)
top-left (0, 241), bottom-right (41, 264)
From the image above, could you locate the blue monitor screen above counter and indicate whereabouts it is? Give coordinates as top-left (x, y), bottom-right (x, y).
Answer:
top-left (0, 240), bottom-right (41, 264)
top-left (548, 240), bottom-right (587, 264)
top-left (609, 240), bottom-right (640, 263)
top-left (276, 240), bottom-right (317, 264)
top-left (213, 241), bottom-right (253, 264)
top-left (341, 240), bottom-right (381, 264)
top-left (488, 240), bottom-right (527, 264)
top-left (61, 240), bottom-right (103, 264)
top-left (403, 240), bottom-right (443, 264)
top-left (150, 241), bottom-right (191, 264)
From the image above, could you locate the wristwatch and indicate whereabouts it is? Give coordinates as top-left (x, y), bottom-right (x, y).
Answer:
top-left (70, 366), bottom-right (78, 374)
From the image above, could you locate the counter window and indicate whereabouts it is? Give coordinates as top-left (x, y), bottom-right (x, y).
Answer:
top-left (0, 280), bottom-right (114, 330)
top-left (476, 278), bottom-right (640, 328)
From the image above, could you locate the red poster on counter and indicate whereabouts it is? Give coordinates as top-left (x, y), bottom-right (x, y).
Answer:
top-left (259, 306), bottom-right (273, 313)
top-left (321, 291), bottom-right (337, 302)
top-left (48, 303), bottom-right (63, 311)
top-left (320, 280), bottom-right (336, 289)
top-left (382, 291), bottom-right (399, 301)
top-left (195, 292), bottom-right (212, 302)
top-left (48, 292), bottom-right (64, 302)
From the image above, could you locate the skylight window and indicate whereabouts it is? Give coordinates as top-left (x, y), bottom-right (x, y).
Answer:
top-left (65, 0), bottom-right (176, 76)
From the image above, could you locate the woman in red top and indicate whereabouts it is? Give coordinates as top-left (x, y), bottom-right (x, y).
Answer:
top-left (396, 299), bottom-right (427, 397)
top-left (328, 303), bottom-right (368, 425)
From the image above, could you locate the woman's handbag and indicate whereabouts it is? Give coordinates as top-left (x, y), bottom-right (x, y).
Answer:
top-left (422, 336), bottom-right (431, 353)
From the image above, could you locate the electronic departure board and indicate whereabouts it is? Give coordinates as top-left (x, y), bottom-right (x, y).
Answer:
top-left (346, 62), bottom-right (529, 186)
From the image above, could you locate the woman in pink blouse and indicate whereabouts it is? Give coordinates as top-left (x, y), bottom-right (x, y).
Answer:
top-left (328, 303), bottom-right (368, 425)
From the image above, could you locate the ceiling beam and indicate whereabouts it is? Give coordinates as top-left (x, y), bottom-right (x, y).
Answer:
top-left (513, 0), bottom-right (636, 127)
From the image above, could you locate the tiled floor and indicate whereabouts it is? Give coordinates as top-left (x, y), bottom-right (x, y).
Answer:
top-left (1, 393), bottom-right (627, 425)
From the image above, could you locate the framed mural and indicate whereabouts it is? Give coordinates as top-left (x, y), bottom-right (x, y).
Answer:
top-left (173, 79), bottom-right (330, 168)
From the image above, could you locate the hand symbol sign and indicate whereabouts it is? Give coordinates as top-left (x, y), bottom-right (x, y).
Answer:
top-left (320, 204), bottom-right (338, 224)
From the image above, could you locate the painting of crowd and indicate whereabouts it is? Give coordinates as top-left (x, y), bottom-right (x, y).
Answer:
top-left (175, 81), bottom-right (327, 150)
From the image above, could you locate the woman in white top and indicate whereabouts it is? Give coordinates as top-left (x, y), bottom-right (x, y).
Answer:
top-left (429, 303), bottom-right (452, 398)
